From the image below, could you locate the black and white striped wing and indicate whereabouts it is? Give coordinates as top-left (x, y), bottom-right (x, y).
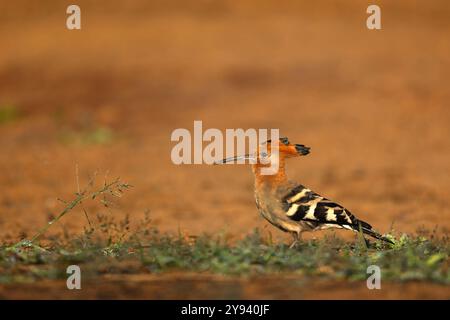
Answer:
top-left (281, 185), bottom-right (371, 231)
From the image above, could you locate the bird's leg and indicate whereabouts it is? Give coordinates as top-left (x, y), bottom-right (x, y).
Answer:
top-left (289, 232), bottom-right (301, 249)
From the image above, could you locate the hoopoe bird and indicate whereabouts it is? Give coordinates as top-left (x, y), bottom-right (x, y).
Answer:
top-left (216, 137), bottom-right (392, 247)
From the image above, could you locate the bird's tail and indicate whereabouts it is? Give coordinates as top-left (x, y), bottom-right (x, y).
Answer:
top-left (356, 220), bottom-right (394, 244)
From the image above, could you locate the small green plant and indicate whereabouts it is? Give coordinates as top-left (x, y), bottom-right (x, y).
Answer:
top-left (59, 126), bottom-right (115, 145)
top-left (0, 105), bottom-right (19, 124)
top-left (83, 127), bottom-right (114, 144)
top-left (7, 172), bottom-right (131, 253)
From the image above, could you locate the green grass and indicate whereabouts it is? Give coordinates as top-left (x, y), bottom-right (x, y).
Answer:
top-left (0, 219), bottom-right (448, 284)
top-left (0, 174), bottom-right (448, 285)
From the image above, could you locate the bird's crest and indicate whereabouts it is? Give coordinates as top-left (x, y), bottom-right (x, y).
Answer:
top-left (263, 137), bottom-right (311, 157)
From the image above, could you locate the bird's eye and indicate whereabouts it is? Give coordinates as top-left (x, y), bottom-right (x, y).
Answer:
top-left (280, 137), bottom-right (289, 145)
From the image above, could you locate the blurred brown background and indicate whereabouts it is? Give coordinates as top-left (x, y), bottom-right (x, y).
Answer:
top-left (0, 0), bottom-right (449, 244)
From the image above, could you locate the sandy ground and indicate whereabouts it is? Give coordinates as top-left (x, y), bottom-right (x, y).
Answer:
top-left (0, 0), bottom-right (449, 299)
top-left (1, 274), bottom-right (449, 299)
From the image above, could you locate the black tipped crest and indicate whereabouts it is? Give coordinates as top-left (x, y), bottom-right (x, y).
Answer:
top-left (295, 144), bottom-right (310, 155)
top-left (266, 137), bottom-right (290, 145)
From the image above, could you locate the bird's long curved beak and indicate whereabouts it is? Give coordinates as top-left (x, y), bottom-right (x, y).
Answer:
top-left (214, 154), bottom-right (256, 165)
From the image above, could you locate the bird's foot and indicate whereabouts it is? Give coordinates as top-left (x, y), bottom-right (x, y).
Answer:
top-left (288, 240), bottom-right (299, 249)
top-left (288, 233), bottom-right (301, 249)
